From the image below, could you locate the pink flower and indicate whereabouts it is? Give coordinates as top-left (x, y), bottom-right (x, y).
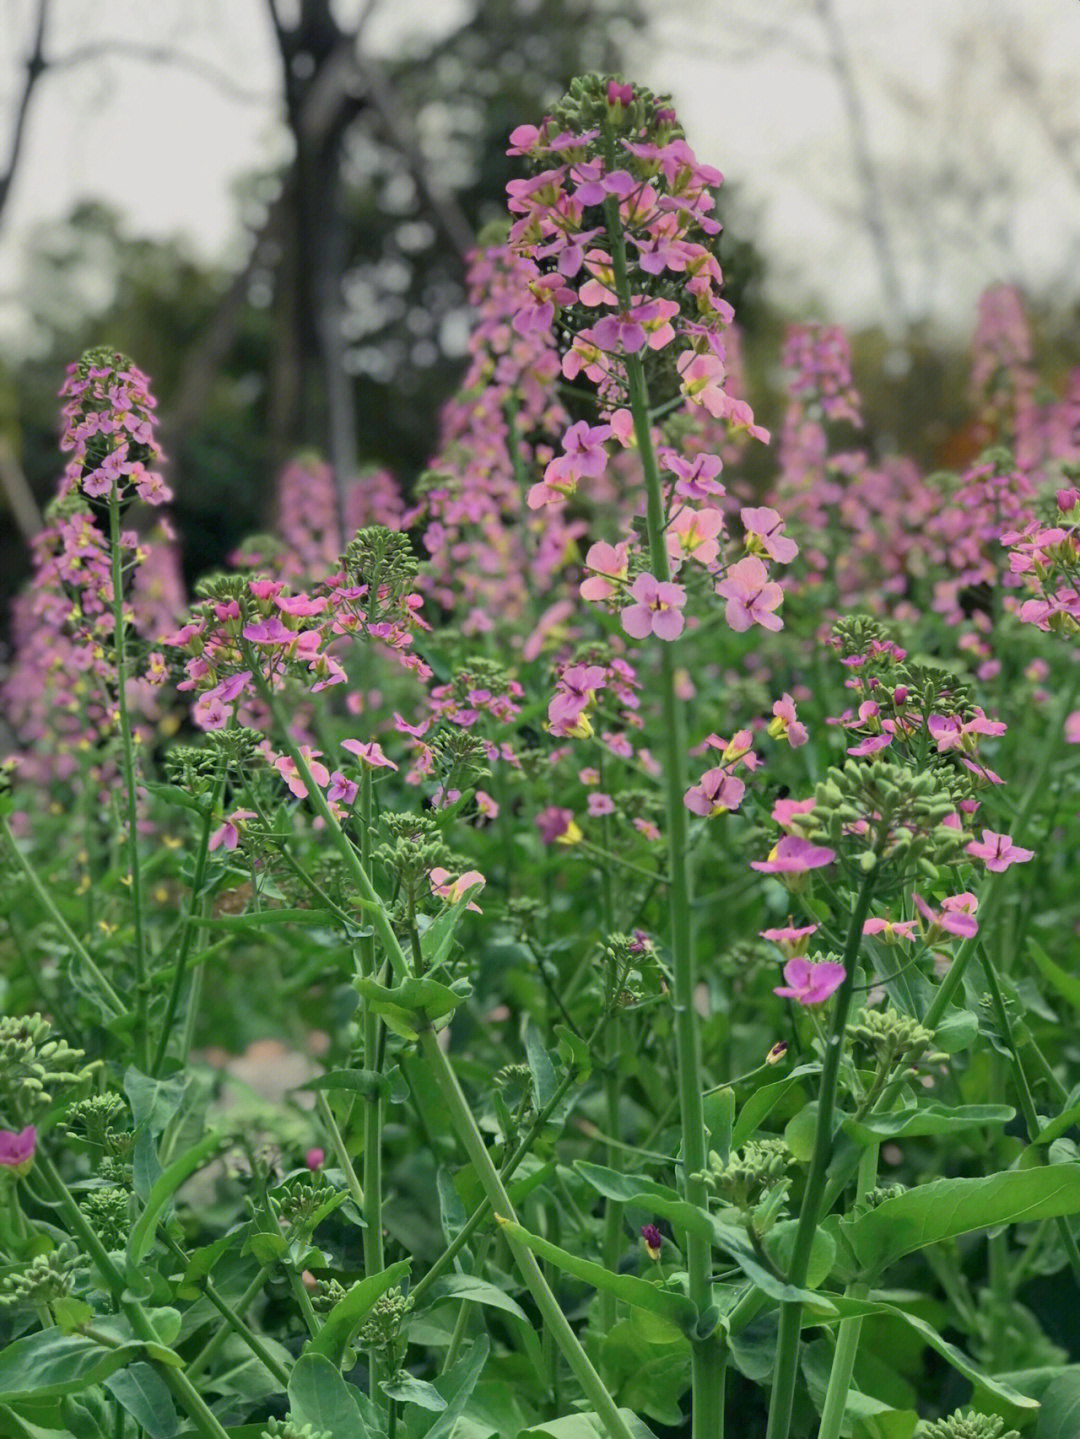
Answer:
top-left (0, 1126), bottom-right (36, 1174)
top-left (752, 836), bottom-right (836, 874)
top-left (621, 573), bottom-right (686, 641)
top-left (667, 506), bottom-right (724, 567)
top-left (305, 1147), bottom-right (326, 1171)
top-left (716, 556), bottom-right (784, 633)
top-left (741, 506), bottom-right (798, 564)
top-left (536, 807), bottom-right (582, 845)
top-left (863, 917), bottom-right (918, 944)
top-left (913, 891), bottom-right (979, 940)
top-left (774, 958), bottom-right (846, 1005)
top-left (684, 767), bottom-right (746, 817)
top-left (768, 694), bottom-right (808, 747)
top-left (580, 541), bottom-right (629, 601)
top-left (274, 747), bottom-right (330, 798)
top-left (772, 797), bottom-right (816, 830)
top-left (965, 829), bottom-right (1034, 872)
top-left (209, 809), bottom-right (257, 852)
top-left (587, 792), bottom-right (616, 817)
top-left (760, 923), bottom-right (818, 956)
top-left (341, 739), bottom-right (398, 771)
top-left (1065, 711), bottom-right (1080, 744)
top-left (430, 867), bottom-right (486, 912)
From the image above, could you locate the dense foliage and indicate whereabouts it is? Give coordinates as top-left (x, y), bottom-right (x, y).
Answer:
top-left (3, 73), bottom-right (1080, 1439)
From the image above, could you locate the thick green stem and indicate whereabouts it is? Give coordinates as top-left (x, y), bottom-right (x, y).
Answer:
top-left (817, 1143), bottom-right (878, 1439)
top-left (1, 815), bottom-right (124, 1018)
top-left (419, 1031), bottom-right (634, 1439)
top-left (766, 869), bottom-right (877, 1439)
top-left (358, 768), bottom-right (386, 1395)
top-left (315, 1091), bottom-right (364, 1208)
top-left (186, 1264), bottom-right (274, 1382)
top-left (108, 487), bottom-right (149, 1068)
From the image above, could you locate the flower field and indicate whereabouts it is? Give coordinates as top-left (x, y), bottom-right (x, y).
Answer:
top-left (3, 73), bottom-right (1080, 1439)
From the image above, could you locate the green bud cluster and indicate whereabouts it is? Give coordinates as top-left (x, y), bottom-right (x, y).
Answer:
top-left (428, 727), bottom-right (491, 786)
top-left (494, 1063), bottom-right (532, 1091)
top-left (81, 1186), bottom-right (130, 1250)
top-left (377, 814), bottom-right (451, 896)
top-left (0, 1015), bottom-right (97, 1115)
top-left (261, 1420), bottom-right (331, 1439)
top-left (163, 746), bottom-right (219, 793)
top-left (549, 74), bottom-right (683, 155)
top-left (310, 1277), bottom-right (348, 1313)
top-left (806, 761), bottom-right (968, 875)
top-left (699, 1138), bottom-right (792, 1209)
top-left (275, 1178), bottom-right (335, 1231)
top-left (830, 615), bottom-right (900, 669)
top-left (0, 1246), bottom-right (77, 1309)
top-left (65, 1092), bottom-right (128, 1147)
top-left (356, 1286), bottom-right (413, 1352)
top-left (195, 572), bottom-right (250, 605)
top-left (848, 1007), bottom-right (941, 1067)
top-left (342, 526), bottom-right (418, 621)
top-left (921, 1413), bottom-right (1018, 1439)
top-left (863, 1184), bottom-right (908, 1209)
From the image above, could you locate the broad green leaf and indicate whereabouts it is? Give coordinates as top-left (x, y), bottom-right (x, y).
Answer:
top-left (574, 1162), bottom-right (681, 1205)
top-left (810, 1298), bottom-right (1040, 1412)
top-left (1038, 1372), bottom-right (1080, 1439)
top-left (844, 1103), bottom-right (1015, 1143)
top-left (307, 1260), bottom-right (412, 1366)
top-left (413, 1274), bottom-right (528, 1321)
top-left (127, 1131), bottom-right (222, 1272)
top-left (732, 1066), bottom-right (819, 1149)
top-left (354, 976), bottom-right (468, 1040)
top-left (496, 1218), bottom-right (697, 1331)
top-left (123, 1067), bottom-right (188, 1200)
top-left (839, 1167), bottom-right (1080, 1274)
top-left (704, 1088), bottom-right (735, 1165)
top-left (143, 782), bottom-right (211, 815)
top-left (524, 1022), bottom-right (558, 1109)
top-left (521, 1410), bottom-right (658, 1439)
top-left (1033, 1101), bottom-right (1080, 1148)
top-left (104, 1364), bottom-right (180, 1439)
top-left (289, 1353), bottom-right (371, 1439)
top-left (380, 1373), bottom-right (447, 1411)
top-left (0, 1331), bottom-right (143, 1400)
top-left (784, 1105), bottom-right (818, 1163)
top-left (420, 892), bottom-right (477, 970)
top-left (934, 1009), bottom-right (980, 1054)
top-left (555, 1024), bottom-right (593, 1080)
top-left (423, 1338), bottom-right (490, 1439)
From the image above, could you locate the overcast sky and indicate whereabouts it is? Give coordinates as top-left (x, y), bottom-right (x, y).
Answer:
top-left (2, 0), bottom-right (1079, 346)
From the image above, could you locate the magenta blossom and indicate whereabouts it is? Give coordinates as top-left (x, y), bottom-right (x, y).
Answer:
top-left (684, 767), bottom-right (746, 817)
top-left (774, 958), bottom-right (846, 1005)
top-left (305, 1147), bottom-right (326, 1171)
top-left (965, 829), bottom-right (1034, 872)
top-left (641, 1223), bottom-right (663, 1259)
top-left (430, 868), bottom-right (486, 912)
top-left (341, 739), bottom-right (398, 771)
top-left (0, 1126), bottom-right (36, 1174)
top-left (536, 807), bottom-right (582, 846)
top-left (621, 574), bottom-right (686, 641)
top-left (913, 891), bottom-right (979, 940)
top-left (752, 836), bottom-right (835, 874)
top-left (209, 808), bottom-right (258, 852)
top-left (716, 556), bottom-right (784, 633)
top-left (741, 506), bottom-right (798, 564)
top-left (768, 693), bottom-right (808, 747)
top-left (760, 923), bottom-right (818, 956)
top-left (863, 917), bottom-right (918, 944)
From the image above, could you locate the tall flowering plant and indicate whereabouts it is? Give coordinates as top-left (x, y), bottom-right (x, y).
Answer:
top-left (4, 76), bottom-right (1080, 1439)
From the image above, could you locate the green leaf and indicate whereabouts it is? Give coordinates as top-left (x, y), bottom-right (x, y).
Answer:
top-left (127, 1131), bottom-right (221, 1273)
top-left (123, 1067), bottom-right (188, 1201)
top-left (574, 1162), bottom-right (681, 1205)
top-left (412, 1274), bottom-right (528, 1321)
top-left (1033, 1101), bottom-right (1080, 1148)
top-left (297, 1069), bottom-right (390, 1100)
top-left (1038, 1372), bottom-right (1080, 1439)
top-left (307, 1260), bottom-right (412, 1366)
top-left (844, 1103), bottom-right (1015, 1143)
top-left (810, 1298), bottom-right (1040, 1412)
top-left (496, 1218), bottom-right (697, 1331)
top-left (289, 1353), bottom-right (371, 1439)
top-left (704, 1089), bottom-right (735, 1165)
top-left (104, 1364), bottom-right (180, 1439)
top-left (380, 1373), bottom-right (447, 1411)
top-left (51, 1296), bottom-right (93, 1333)
top-left (0, 1331), bottom-right (143, 1400)
top-left (839, 1167), bottom-right (1080, 1274)
top-left (555, 1024), bottom-right (593, 1080)
top-left (419, 892), bottom-right (477, 970)
top-left (784, 1105), bottom-right (819, 1163)
top-left (732, 1066), bottom-right (819, 1149)
top-left (423, 1338), bottom-right (490, 1439)
top-left (143, 782), bottom-right (211, 815)
top-left (933, 1009), bottom-right (980, 1054)
top-left (201, 908), bottom-right (341, 930)
top-left (521, 1410), bottom-right (658, 1439)
top-left (524, 1022), bottom-right (558, 1110)
top-left (354, 977), bottom-right (468, 1040)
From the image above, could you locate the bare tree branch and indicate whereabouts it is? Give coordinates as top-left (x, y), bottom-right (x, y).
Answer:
top-left (0, 435), bottom-right (43, 542)
top-left (46, 38), bottom-right (277, 107)
top-left (0, 0), bottom-right (51, 232)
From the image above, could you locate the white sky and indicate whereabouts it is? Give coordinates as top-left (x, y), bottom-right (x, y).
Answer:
top-left (2, 0), bottom-right (1079, 347)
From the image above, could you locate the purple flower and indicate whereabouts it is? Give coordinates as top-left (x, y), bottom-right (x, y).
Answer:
top-left (752, 836), bottom-right (836, 874)
top-left (965, 829), bottom-right (1034, 872)
top-left (621, 574), bottom-right (686, 642)
top-left (774, 958), bottom-right (846, 1005)
top-left (640, 1223), bottom-right (663, 1258)
top-left (716, 556), bottom-right (784, 633)
top-left (0, 1126), bottom-right (36, 1174)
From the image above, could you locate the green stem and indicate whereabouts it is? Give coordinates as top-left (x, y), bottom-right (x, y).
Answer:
top-left (766, 868), bottom-right (877, 1439)
top-left (420, 1030), bottom-right (634, 1439)
top-left (108, 486), bottom-right (149, 1069)
top-left (817, 1143), bottom-right (878, 1439)
top-left (315, 1091), bottom-right (364, 1208)
top-left (1, 815), bottom-right (124, 1018)
top-left (186, 1264), bottom-right (274, 1382)
top-left (152, 770), bottom-right (225, 1075)
top-left (34, 1150), bottom-right (231, 1439)
top-left (358, 767), bottom-right (385, 1395)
